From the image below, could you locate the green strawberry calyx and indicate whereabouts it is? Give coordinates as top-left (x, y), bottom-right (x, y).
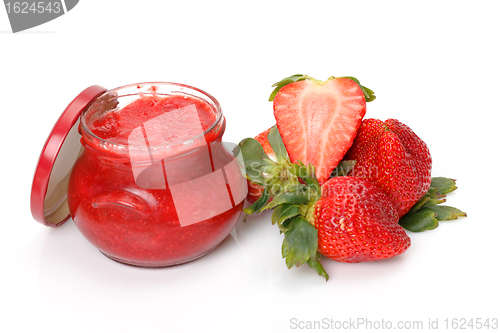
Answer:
top-left (268, 74), bottom-right (376, 103)
top-left (233, 126), bottom-right (329, 281)
top-left (399, 177), bottom-right (467, 232)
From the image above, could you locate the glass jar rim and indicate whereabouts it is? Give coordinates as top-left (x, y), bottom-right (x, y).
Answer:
top-left (79, 82), bottom-right (224, 151)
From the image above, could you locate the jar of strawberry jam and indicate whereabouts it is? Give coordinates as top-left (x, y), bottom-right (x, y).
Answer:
top-left (31, 83), bottom-right (247, 267)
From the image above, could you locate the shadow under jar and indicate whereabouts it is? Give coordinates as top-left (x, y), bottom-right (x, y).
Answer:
top-left (67, 83), bottom-right (246, 267)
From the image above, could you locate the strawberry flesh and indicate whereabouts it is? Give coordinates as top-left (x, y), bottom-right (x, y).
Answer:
top-left (274, 78), bottom-right (366, 184)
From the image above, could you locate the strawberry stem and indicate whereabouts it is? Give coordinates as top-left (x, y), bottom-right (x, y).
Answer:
top-left (399, 177), bottom-right (466, 232)
top-left (235, 126), bottom-right (329, 280)
top-left (269, 74), bottom-right (310, 101)
top-left (269, 74), bottom-right (376, 102)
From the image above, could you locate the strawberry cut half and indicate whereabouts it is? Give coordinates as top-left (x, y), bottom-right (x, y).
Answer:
top-left (273, 77), bottom-right (367, 184)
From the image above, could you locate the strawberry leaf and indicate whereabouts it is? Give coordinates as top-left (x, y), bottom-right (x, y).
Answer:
top-left (422, 197), bottom-right (447, 207)
top-left (288, 162), bottom-right (321, 200)
top-left (430, 177), bottom-right (458, 194)
top-left (282, 216), bottom-right (319, 269)
top-left (407, 194), bottom-right (431, 215)
top-left (235, 138), bottom-right (276, 168)
top-left (402, 177), bottom-right (466, 231)
top-left (271, 204), bottom-right (307, 233)
top-left (399, 210), bottom-right (439, 232)
top-left (307, 255), bottom-right (329, 281)
top-left (234, 138), bottom-right (278, 185)
top-left (339, 76), bottom-right (376, 102)
top-left (408, 187), bottom-right (445, 213)
top-left (267, 125), bottom-right (289, 164)
top-left (271, 204), bottom-right (302, 225)
top-left (261, 185), bottom-right (310, 212)
top-left (243, 186), bottom-right (271, 215)
top-left (269, 74), bottom-right (309, 101)
top-left (420, 206), bottom-right (467, 221)
top-left (420, 188), bottom-right (447, 207)
top-left (426, 187), bottom-right (446, 200)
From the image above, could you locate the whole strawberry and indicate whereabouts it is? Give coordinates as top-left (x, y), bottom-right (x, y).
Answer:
top-left (345, 118), bottom-right (432, 217)
top-left (246, 127), bottom-right (275, 203)
top-left (312, 176), bottom-right (410, 263)
top-left (254, 127), bottom-right (274, 157)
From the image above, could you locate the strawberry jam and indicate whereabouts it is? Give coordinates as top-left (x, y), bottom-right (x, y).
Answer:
top-left (67, 83), bottom-right (246, 267)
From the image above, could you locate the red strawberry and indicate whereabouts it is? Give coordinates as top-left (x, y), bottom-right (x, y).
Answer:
top-left (254, 127), bottom-right (274, 156)
top-left (237, 126), bottom-right (411, 280)
top-left (273, 76), bottom-right (370, 184)
top-left (345, 118), bottom-right (432, 217)
top-left (246, 180), bottom-right (265, 204)
top-left (246, 127), bottom-right (275, 203)
top-left (312, 176), bottom-right (410, 263)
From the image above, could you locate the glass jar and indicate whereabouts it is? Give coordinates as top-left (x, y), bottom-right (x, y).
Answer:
top-left (66, 83), bottom-right (246, 267)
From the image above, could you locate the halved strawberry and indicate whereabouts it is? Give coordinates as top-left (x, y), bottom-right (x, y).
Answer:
top-left (272, 75), bottom-right (373, 184)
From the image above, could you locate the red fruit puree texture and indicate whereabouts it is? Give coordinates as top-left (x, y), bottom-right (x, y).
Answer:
top-left (68, 91), bottom-right (245, 267)
top-left (90, 95), bottom-right (217, 145)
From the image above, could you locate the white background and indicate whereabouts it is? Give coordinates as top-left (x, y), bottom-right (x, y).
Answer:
top-left (1, 1), bottom-right (499, 332)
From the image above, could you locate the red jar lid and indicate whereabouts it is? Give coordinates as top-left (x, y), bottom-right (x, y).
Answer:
top-left (30, 85), bottom-right (107, 227)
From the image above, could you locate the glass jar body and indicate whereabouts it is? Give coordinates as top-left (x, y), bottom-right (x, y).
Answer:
top-left (67, 83), bottom-right (245, 267)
